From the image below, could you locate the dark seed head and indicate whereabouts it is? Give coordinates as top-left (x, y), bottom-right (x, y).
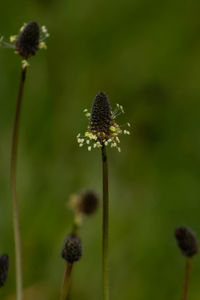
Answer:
top-left (90, 92), bottom-right (113, 142)
top-left (175, 226), bottom-right (198, 258)
top-left (78, 190), bottom-right (99, 216)
top-left (15, 21), bottom-right (40, 59)
top-left (0, 255), bottom-right (9, 287)
top-left (61, 235), bottom-right (82, 263)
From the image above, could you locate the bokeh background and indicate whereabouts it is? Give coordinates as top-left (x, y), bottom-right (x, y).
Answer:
top-left (0, 0), bottom-right (200, 299)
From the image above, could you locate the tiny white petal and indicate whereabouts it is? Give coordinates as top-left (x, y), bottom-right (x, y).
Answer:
top-left (88, 146), bottom-right (92, 151)
top-left (79, 144), bottom-right (83, 147)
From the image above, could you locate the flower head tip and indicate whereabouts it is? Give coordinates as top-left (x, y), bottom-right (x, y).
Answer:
top-left (175, 226), bottom-right (198, 258)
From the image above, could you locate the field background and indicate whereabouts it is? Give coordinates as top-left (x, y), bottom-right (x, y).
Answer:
top-left (0, 0), bottom-right (200, 299)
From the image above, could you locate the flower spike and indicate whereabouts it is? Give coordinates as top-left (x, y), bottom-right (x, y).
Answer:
top-left (0, 21), bottom-right (49, 68)
top-left (77, 92), bottom-right (130, 152)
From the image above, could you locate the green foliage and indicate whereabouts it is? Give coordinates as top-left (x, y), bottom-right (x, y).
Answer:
top-left (0, 0), bottom-right (200, 299)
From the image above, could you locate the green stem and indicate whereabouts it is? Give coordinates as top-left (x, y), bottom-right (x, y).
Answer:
top-left (11, 67), bottom-right (27, 300)
top-left (60, 262), bottom-right (73, 300)
top-left (101, 144), bottom-right (109, 300)
top-left (182, 258), bottom-right (192, 300)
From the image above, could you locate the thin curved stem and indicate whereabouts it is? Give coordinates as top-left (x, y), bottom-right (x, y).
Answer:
top-left (60, 262), bottom-right (73, 300)
top-left (101, 145), bottom-right (109, 300)
top-left (11, 67), bottom-right (27, 300)
top-left (182, 258), bottom-right (192, 300)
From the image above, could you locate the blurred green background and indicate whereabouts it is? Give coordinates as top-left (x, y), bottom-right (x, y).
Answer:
top-left (1, 0), bottom-right (200, 299)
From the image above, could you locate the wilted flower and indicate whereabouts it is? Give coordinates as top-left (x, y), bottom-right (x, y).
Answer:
top-left (175, 226), bottom-right (198, 258)
top-left (77, 92), bottom-right (130, 152)
top-left (0, 21), bottom-right (49, 68)
top-left (0, 254), bottom-right (9, 287)
top-left (61, 235), bottom-right (82, 263)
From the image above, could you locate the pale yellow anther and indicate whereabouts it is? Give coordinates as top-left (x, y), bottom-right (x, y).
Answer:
top-left (110, 126), bottom-right (116, 132)
top-left (120, 105), bottom-right (124, 113)
top-left (21, 60), bottom-right (29, 69)
top-left (10, 35), bottom-right (17, 42)
top-left (116, 137), bottom-right (120, 143)
top-left (41, 25), bottom-right (48, 33)
top-left (39, 41), bottom-right (47, 49)
top-left (20, 24), bottom-right (26, 32)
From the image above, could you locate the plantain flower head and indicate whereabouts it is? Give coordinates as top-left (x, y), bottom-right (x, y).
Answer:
top-left (77, 92), bottom-right (130, 152)
top-left (175, 226), bottom-right (198, 258)
top-left (61, 235), bottom-right (82, 263)
top-left (0, 254), bottom-right (9, 287)
top-left (0, 21), bottom-right (49, 68)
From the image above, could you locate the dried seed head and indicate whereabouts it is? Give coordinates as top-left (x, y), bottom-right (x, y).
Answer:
top-left (90, 92), bottom-right (113, 142)
top-left (15, 22), bottom-right (40, 59)
top-left (175, 226), bottom-right (198, 258)
top-left (78, 190), bottom-right (99, 216)
top-left (61, 235), bottom-right (82, 263)
top-left (0, 255), bottom-right (9, 287)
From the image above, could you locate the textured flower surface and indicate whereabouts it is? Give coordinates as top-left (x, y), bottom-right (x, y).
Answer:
top-left (77, 92), bottom-right (130, 152)
top-left (61, 235), bottom-right (82, 263)
top-left (0, 254), bottom-right (9, 287)
top-left (0, 21), bottom-right (49, 68)
top-left (175, 226), bottom-right (198, 257)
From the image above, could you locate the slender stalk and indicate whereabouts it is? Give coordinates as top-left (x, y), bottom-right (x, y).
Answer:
top-left (60, 262), bottom-right (73, 300)
top-left (11, 67), bottom-right (27, 300)
top-left (182, 258), bottom-right (192, 300)
top-left (101, 144), bottom-right (109, 300)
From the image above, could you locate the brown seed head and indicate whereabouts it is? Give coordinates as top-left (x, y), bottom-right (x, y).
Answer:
top-left (78, 190), bottom-right (99, 216)
top-left (61, 235), bottom-right (82, 263)
top-left (15, 21), bottom-right (40, 59)
top-left (175, 226), bottom-right (198, 257)
top-left (0, 254), bottom-right (9, 287)
top-left (90, 92), bottom-right (113, 142)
